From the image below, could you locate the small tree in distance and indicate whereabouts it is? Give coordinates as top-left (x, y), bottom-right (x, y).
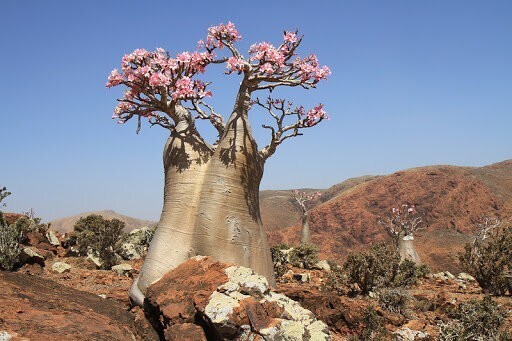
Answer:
top-left (107, 22), bottom-right (331, 305)
top-left (379, 204), bottom-right (423, 263)
top-left (292, 190), bottom-right (321, 243)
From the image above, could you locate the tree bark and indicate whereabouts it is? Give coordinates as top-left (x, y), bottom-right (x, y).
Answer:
top-left (130, 92), bottom-right (276, 305)
top-left (398, 233), bottom-right (421, 264)
top-left (300, 214), bottom-right (311, 244)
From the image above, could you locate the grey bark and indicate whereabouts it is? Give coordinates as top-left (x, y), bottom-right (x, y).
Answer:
top-left (130, 90), bottom-right (275, 305)
top-left (300, 214), bottom-right (310, 244)
top-left (398, 233), bottom-right (421, 264)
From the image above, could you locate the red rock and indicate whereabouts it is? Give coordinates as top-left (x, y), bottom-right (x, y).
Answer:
top-left (165, 323), bottom-right (207, 341)
top-left (0, 271), bottom-right (154, 340)
top-left (239, 297), bottom-right (274, 332)
top-left (145, 257), bottom-right (230, 329)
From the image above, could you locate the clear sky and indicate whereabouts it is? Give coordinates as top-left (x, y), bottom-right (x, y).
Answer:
top-left (1, 1), bottom-right (511, 221)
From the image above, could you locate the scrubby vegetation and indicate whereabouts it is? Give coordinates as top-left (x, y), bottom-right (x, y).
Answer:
top-left (289, 243), bottom-right (319, 269)
top-left (270, 243), bottom-right (320, 278)
top-left (0, 188), bottom-right (21, 270)
top-left (343, 242), bottom-right (428, 294)
top-left (439, 296), bottom-right (510, 340)
top-left (73, 214), bottom-right (126, 269)
top-left (377, 287), bottom-right (410, 315)
top-left (349, 305), bottom-right (388, 340)
top-left (459, 218), bottom-right (512, 295)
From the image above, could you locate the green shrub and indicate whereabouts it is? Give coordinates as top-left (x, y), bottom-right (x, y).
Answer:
top-left (459, 223), bottom-right (512, 296)
top-left (344, 243), bottom-right (400, 294)
top-left (344, 243), bottom-right (427, 294)
top-left (270, 243), bottom-right (292, 277)
top-left (353, 306), bottom-right (388, 340)
top-left (323, 266), bottom-right (348, 295)
top-left (0, 223), bottom-right (22, 270)
top-left (394, 259), bottom-right (430, 287)
top-left (439, 296), bottom-right (508, 340)
top-left (74, 214), bottom-right (126, 269)
top-left (378, 288), bottom-right (409, 315)
top-left (289, 243), bottom-right (319, 269)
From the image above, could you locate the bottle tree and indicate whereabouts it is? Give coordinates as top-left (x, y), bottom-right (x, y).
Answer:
top-left (107, 22), bottom-right (330, 305)
top-left (292, 190), bottom-right (321, 244)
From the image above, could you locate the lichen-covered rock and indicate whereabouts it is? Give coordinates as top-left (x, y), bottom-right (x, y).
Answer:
top-left (45, 230), bottom-right (60, 246)
top-left (392, 327), bottom-right (429, 340)
top-left (457, 272), bottom-right (475, 282)
top-left (51, 261), bottom-right (71, 273)
top-left (19, 247), bottom-right (45, 266)
top-left (111, 263), bottom-right (133, 277)
top-left (313, 260), bottom-right (331, 272)
top-left (145, 256), bottom-right (331, 340)
top-left (119, 243), bottom-right (141, 260)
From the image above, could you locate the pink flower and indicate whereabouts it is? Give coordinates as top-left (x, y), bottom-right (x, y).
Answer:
top-left (205, 22), bottom-right (242, 49)
top-left (259, 63), bottom-right (274, 75)
top-left (172, 77), bottom-right (196, 100)
top-left (304, 104), bottom-right (328, 126)
top-left (149, 72), bottom-right (170, 87)
top-left (226, 57), bottom-right (245, 73)
top-left (284, 31), bottom-right (297, 43)
top-left (106, 69), bottom-right (123, 87)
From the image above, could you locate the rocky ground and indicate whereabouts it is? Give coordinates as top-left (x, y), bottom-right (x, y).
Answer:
top-left (1, 228), bottom-right (511, 340)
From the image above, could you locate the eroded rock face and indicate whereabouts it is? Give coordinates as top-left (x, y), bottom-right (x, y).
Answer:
top-left (145, 256), bottom-right (331, 340)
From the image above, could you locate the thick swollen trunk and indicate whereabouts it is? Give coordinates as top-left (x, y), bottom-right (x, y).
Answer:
top-left (398, 233), bottom-right (421, 264)
top-left (300, 214), bottom-right (311, 244)
top-left (131, 93), bottom-right (276, 305)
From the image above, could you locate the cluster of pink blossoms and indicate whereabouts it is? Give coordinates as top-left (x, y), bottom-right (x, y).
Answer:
top-left (391, 204), bottom-right (417, 215)
top-left (226, 56), bottom-right (245, 74)
top-left (200, 21), bottom-right (242, 49)
top-left (107, 22), bottom-right (331, 128)
top-left (293, 55), bottom-right (331, 81)
top-left (106, 47), bottom-right (214, 120)
top-left (304, 104), bottom-right (328, 126)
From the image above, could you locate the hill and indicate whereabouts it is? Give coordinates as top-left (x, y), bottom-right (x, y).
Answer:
top-left (50, 210), bottom-right (157, 233)
top-left (260, 175), bottom-right (380, 232)
top-left (266, 160), bottom-right (512, 273)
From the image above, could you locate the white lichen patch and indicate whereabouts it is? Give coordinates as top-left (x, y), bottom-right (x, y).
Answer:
top-left (204, 291), bottom-right (240, 323)
top-left (306, 320), bottom-right (330, 340)
top-left (276, 320), bottom-right (306, 340)
top-left (265, 292), bottom-right (315, 325)
top-left (224, 266), bottom-right (269, 296)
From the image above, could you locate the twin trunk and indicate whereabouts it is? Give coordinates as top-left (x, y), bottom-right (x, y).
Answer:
top-left (133, 108), bottom-right (275, 302)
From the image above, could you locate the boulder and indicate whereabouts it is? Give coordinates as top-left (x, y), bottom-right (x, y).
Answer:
top-left (458, 272), bottom-right (476, 282)
top-left (119, 243), bottom-right (141, 260)
top-left (293, 273), bottom-right (311, 283)
top-left (392, 327), bottom-right (429, 340)
top-left (313, 260), bottom-right (331, 272)
top-left (86, 251), bottom-right (103, 269)
top-left (111, 264), bottom-right (133, 277)
top-left (146, 256), bottom-right (331, 340)
top-left (45, 230), bottom-right (60, 246)
top-left (19, 247), bottom-right (45, 266)
top-left (444, 271), bottom-right (456, 280)
top-left (51, 262), bottom-right (71, 274)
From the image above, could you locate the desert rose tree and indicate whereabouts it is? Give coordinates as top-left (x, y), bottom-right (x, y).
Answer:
top-left (107, 22), bottom-right (330, 305)
top-left (292, 190), bottom-right (321, 243)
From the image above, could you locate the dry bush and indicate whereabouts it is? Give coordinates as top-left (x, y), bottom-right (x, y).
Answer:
top-left (74, 214), bottom-right (126, 269)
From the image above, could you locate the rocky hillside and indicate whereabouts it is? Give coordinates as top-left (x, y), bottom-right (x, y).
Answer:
top-left (260, 176), bottom-right (380, 232)
top-left (267, 160), bottom-right (512, 273)
top-left (50, 210), bottom-right (156, 233)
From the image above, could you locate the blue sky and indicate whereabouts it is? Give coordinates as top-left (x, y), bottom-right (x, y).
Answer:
top-left (1, 1), bottom-right (511, 221)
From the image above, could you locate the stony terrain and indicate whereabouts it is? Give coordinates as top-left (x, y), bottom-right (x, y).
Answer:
top-left (2, 160), bottom-right (512, 339)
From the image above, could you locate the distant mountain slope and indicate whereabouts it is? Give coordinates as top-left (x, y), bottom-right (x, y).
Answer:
top-left (267, 160), bottom-right (512, 273)
top-left (50, 210), bottom-right (157, 233)
top-left (259, 176), bottom-right (380, 232)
